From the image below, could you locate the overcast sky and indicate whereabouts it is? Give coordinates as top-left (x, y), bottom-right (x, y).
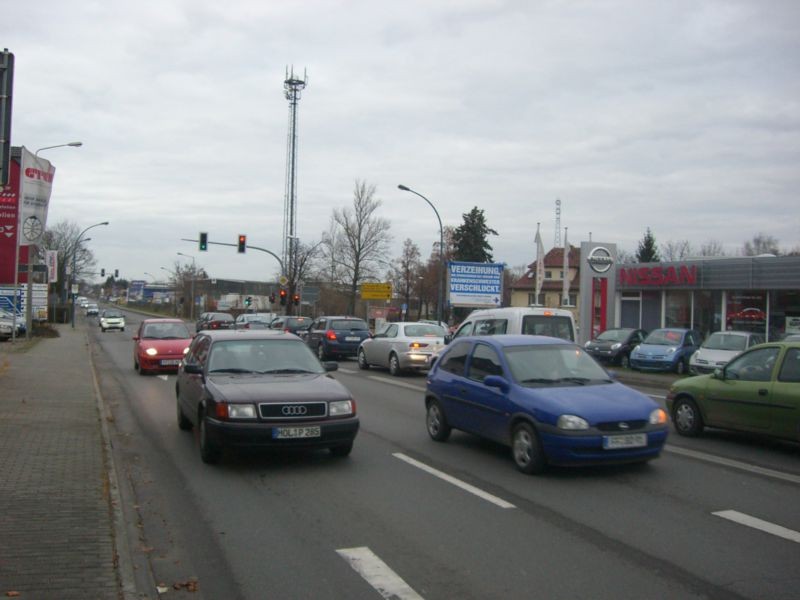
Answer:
top-left (5, 0), bottom-right (799, 283)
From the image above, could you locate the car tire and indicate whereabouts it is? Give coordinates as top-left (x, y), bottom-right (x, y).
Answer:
top-left (426, 399), bottom-right (451, 442)
top-left (121, 328), bottom-right (125, 332)
top-left (177, 398), bottom-right (192, 431)
top-left (329, 442), bottom-right (353, 457)
top-left (357, 349), bottom-right (370, 370)
top-left (135, 358), bottom-right (146, 375)
top-left (199, 412), bottom-right (222, 464)
top-left (672, 396), bottom-right (704, 437)
top-left (317, 343), bottom-right (327, 361)
top-left (388, 353), bottom-right (402, 377)
top-left (101, 327), bottom-right (106, 333)
top-left (511, 422), bottom-right (546, 475)
top-left (620, 354), bottom-right (630, 369)
top-left (675, 359), bottom-right (687, 375)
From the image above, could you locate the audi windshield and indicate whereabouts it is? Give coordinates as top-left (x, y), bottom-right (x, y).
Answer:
top-left (208, 338), bottom-right (325, 374)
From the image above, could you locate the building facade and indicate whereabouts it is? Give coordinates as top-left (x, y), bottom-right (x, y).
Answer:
top-left (509, 245), bottom-right (581, 319)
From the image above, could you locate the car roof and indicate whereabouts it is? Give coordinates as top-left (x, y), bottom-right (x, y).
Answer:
top-left (198, 329), bottom-right (295, 342)
top-left (453, 334), bottom-right (573, 348)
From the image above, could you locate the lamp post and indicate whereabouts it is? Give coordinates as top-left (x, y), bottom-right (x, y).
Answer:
top-left (177, 252), bottom-right (196, 321)
top-left (143, 272), bottom-right (156, 282)
top-left (71, 221), bottom-right (109, 328)
top-left (35, 141), bottom-right (83, 156)
top-left (398, 184), bottom-right (444, 325)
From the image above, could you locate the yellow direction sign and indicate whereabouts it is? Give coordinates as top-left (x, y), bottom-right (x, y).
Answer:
top-left (360, 282), bottom-right (392, 300)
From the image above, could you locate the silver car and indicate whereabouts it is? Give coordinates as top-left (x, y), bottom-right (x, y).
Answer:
top-left (689, 330), bottom-right (764, 375)
top-left (357, 321), bottom-right (447, 376)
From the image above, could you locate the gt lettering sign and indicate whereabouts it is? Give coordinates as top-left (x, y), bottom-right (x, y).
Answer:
top-left (619, 265), bottom-right (698, 287)
top-left (24, 168), bottom-right (54, 183)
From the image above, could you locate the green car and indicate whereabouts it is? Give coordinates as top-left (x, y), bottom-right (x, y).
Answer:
top-left (666, 342), bottom-right (800, 441)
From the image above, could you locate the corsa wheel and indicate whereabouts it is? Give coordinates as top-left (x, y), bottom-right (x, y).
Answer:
top-left (511, 422), bottom-right (546, 474)
top-left (672, 397), bottom-right (704, 437)
top-left (676, 359), bottom-right (687, 375)
top-left (426, 400), bottom-right (451, 442)
top-left (620, 354), bottom-right (629, 369)
top-left (358, 349), bottom-right (370, 370)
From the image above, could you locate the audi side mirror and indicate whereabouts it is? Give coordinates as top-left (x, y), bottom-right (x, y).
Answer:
top-left (183, 363), bottom-right (203, 375)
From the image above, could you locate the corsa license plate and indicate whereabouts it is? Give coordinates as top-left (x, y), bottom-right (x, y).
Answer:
top-left (160, 359), bottom-right (181, 366)
top-left (345, 336), bottom-right (361, 342)
top-left (273, 426), bottom-right (321, 439)
top-left (603, 433), bottom-right (647, 450)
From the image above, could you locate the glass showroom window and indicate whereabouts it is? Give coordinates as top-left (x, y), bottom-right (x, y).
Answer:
top-left (693, 290), bottom-right (723, 339)
top-left (665, 290), bottom-right (692, 329)
top-left (769, 290), bottom-right (800, 341)
top-left (726, 290), bottom-right (767, 336)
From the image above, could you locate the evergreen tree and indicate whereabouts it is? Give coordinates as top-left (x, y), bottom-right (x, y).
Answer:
top-left (452, 207), bottom-right (498, 262)
top-left (636, 228), bottom-right (660, 263)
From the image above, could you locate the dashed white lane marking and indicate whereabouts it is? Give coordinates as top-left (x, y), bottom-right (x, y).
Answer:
top-left (393, 452), bottom-right (516, 509)
top-left (713, 510), bottom-right (800, 544)
top-left (367, 376), bottom-right (426, 392)
top-left (337, 367), bottom-right (358, 374)
top-left (665, 445), bottom-right (800, 485)
top-left (158, 375), bottom-right (169, 381)
top-left (337, 546), bottom-right (425, 600)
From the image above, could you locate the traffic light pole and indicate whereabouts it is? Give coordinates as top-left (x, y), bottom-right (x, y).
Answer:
top-left (181, 238), bottom-right (284, 273)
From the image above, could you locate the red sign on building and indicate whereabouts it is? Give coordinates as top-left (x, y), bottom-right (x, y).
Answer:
top-left (618, 265), bottom-right (697, 287)
top-left (0, 156), bottom-right (28, 284)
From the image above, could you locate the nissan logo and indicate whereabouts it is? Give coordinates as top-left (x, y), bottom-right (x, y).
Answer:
top-left (281, 405), bottom-right (308, 416)
top-left (619, 422), bottom-right (630, 430)
top-left (587, 246), bottom-right (614, 274)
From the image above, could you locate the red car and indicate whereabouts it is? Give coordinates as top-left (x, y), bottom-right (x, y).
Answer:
top-left (133, 318), bottom-right (193, 375)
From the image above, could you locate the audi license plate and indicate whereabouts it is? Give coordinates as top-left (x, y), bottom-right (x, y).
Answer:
top-left (273, 426), bottom-right (321, 439)
top-left (160, 359), bottom-right (181, 366)
top-left (345, 336), bottom-right (360, 342)
top-left (603, 433), bottom-right (647, 449)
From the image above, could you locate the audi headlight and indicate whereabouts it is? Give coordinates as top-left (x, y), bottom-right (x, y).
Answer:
top-left (227, 404), bottom-right (257, 419)
top-left (329, 400), bottom-right (354, 417)
top-left (611, 343), bottom-right (621, 350)
top-left (649, 408), bottom-right (668, 425)
top-left (557, 414), bottom-right (589, 430)
top-left (145, 347), bottom-right (158, 356)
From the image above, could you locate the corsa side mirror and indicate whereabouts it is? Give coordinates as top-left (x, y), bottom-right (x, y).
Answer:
top-left (483, 375), bottom-right (510, 393)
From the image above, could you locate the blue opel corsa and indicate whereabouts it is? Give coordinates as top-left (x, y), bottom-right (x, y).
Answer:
top-left (425, 335), bottom-right (668, 474)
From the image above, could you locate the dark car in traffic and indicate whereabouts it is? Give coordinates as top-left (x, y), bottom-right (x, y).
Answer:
top-left (584, 328), bottom-right (647, 368)
top-left (306, 316), bottom-right (371, 360)
top-left (425, 335), bottom-right (668, 474)
top-left (270, 315), bottom-right (312, 337)
top-left (195, 311), bottom-right (234, 333)
top-left (175, 330), bottom-right (359, 464)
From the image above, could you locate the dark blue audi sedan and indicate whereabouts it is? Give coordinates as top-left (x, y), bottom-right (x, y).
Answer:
top-left (424, 335), bottom-right (668, 474)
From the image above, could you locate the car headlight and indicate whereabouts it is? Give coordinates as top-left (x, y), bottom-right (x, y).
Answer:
top-left (632, 345), bottom-right (640, 354)
top-left (329, 399), bottom-right (354, 417)
top-left (145, 347), bottom-right (158, 356)
top-left (584, 341), bottom-right (591, 348)
top-left (183, 347), bottom-right (190, 354)
top-left (227, 404), bottom-right (257, 419)
top-left (611, 343), bottom-right (621, 350)
top-left (666, 347), bottom-right (677, 354)
top-left (649, 408), bottom-right (668, 425)
top-left (557, 414), bottom-right (589, 430)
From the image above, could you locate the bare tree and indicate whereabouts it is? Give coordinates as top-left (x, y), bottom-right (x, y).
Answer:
top-left (327, 180), bottom-right (392, 314)
top-left (41, 220), bottom-right (98, 302)
top-left (743, 233), bottom-right (780, 256)
top-left (285, 240), bottom-right (322, 315)
top-left (616, 248), bottom-right (635, 264)
top-left (660, 240), bottom-right (694, 262)
top-left (388, 239), bottom-right (422, 318)
top-left (699, 240), bottom-right (726, 257)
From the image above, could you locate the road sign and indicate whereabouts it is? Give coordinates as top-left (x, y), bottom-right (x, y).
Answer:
top-left (279, 275), bottom-right (288, 286)
top-left (360, 282), bottom-right (392, 300)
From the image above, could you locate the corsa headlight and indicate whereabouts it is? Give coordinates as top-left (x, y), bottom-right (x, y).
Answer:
top-left (145, 347), bottom-right (158, 356)
top-left (557, 414), bottom-right (589, 430)
top-left (649, 408), bottom-right (668, 425)
top-left (666, 347), bottom-right (677, 354)
top-left (584, 341), bottom-right (591, 348)
top-left (329, 399), bottom-right (354, 417)
top-left (611, 343), bottom-right (621, 350)
top-left (183, 347), bottom-right (190, 354)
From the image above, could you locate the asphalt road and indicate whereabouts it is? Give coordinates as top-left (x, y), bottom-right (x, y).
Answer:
top-left (85, 308), bottom-right (800, 600)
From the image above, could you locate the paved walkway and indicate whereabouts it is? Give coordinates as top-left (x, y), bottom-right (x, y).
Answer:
top-left (0, 325), bottom-right (128, 599)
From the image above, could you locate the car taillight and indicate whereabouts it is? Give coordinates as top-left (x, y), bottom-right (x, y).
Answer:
top-left (326, 330), bottom-right (337, 340)
top-left (284, 328), bottom-right (291, 333)
top-left (210, 322), bottom-right (219, 329)
top-left (244, 323), bottom-right (250, 329)
top-left (409, 342), bottom-right (429, 349)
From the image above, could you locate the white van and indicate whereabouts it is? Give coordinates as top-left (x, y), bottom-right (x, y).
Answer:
top-left (451, 306), bottom-right (577, 342)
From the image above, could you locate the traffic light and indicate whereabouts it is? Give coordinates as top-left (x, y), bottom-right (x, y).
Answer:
top-left (100, 268), bottom-right (105, 277)
top-left (199, 232), bottom-right (208, 251)
top-left (245, 296), bottom-right (252, 307)
top-left (114, 269), bottom-right (119, 278)
top-left (269, 292), bottom-right (276, 303)
top-left (292, 293), bottom-right (300, 306)
top-left (279, 289), bottom-right (287, 305)
top-left (237, 234), bottom-right (246, 253)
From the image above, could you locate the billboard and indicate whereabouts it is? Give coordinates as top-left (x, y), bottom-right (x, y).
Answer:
top-left (448, 261), bottom-right (504, 308)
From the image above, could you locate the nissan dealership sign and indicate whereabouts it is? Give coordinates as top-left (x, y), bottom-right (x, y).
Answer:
top-left (587, 246), bottom-right (614, 274)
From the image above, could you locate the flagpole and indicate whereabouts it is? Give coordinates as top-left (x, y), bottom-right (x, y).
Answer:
top-left (534, 222), bottom-right (544, 306)
top-left (562, 226), bottom-right (569, 306)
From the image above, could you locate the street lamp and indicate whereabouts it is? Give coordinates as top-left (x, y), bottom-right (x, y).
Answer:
top-left (398, 184), bottom-right (444, 324)
top-left (71, 221), bottom-right (109, 328)
top-left (177, 252), bottom-right (196, 321)
top-left (143, 272), bottom-right (156, 282)
top-left (35, 141), bottom-right (83, 156)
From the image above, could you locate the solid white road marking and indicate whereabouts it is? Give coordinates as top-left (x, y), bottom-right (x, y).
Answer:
top-left (393, 452), bottom-right (516, 509)
top-left (713, 510), bottom-right (800, 544)
top-left (665, 445), bottom-right (800, 485)
top-left (158, 375), bottom-right (169, 381)
top-left (337, 546), bottom-right (425, 600)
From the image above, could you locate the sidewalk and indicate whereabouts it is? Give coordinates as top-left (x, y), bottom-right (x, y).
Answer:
top-left (0, 324), bottom-right (130, 599)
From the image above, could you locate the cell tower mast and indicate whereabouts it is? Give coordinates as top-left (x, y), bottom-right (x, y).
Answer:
top-left (282, 66), bottom-right (307, 275)
top-left (554, 198), bottom-right (562, 247)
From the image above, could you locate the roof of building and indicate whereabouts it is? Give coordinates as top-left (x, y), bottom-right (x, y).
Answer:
top-left (511, 245), bottom-right (580, 291)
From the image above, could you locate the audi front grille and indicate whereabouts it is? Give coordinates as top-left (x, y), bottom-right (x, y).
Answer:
top-left (258, 402), bottom-right (328, 420)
